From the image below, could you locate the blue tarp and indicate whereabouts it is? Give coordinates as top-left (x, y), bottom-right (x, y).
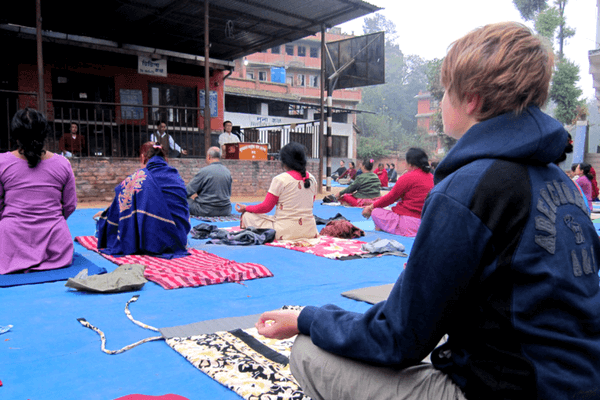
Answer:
top-left (1, 203), bottom-right (414, 400)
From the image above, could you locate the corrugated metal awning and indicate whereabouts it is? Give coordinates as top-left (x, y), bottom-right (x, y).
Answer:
top-left (1, 0), bottom-right (381, 62)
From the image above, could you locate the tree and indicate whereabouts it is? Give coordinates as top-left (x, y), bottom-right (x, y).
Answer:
top-left (513, 0), bottom-right (548, 21)
top-left (424, 58), bottom-right (457, 152)
top-left (515, 0), bottom-right (581, 124)
top-left (550, 59), bottom-right (584, 125)
top-left (356, 14), bottom-right (430, 156)
top-left (362, 13), bottom-right (398, 46)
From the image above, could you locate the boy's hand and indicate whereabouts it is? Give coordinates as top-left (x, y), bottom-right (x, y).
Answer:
top-left (255, 310), bottom-right (301, 340)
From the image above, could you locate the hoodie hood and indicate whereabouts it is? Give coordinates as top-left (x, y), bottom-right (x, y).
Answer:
top-left (435, 105), bottom-right (568, 184)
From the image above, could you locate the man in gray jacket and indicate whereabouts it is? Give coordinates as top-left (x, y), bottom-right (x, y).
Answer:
top-left (186, 147), bottom-right (232, 216)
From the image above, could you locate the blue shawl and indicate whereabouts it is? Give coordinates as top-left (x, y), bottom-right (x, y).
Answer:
top-left (97, 156), bottom-right (191, 258)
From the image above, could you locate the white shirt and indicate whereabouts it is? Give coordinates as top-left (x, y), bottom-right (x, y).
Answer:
top-left (218, 132), bottom-right (240, 147)
top-left (150, 131), bottom-right (183, 152)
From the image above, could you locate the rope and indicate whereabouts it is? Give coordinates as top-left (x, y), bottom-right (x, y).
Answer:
top-left (77, 295), bottom-right (162, 355)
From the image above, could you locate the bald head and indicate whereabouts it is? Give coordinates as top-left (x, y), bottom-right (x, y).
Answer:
top-left (207, 146), bottom-right (221, 163)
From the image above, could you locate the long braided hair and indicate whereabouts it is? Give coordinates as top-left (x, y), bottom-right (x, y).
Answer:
top-left (280, 142), bottom-right (311, 188)
top-left (11, 108), bottom-right (52, 168)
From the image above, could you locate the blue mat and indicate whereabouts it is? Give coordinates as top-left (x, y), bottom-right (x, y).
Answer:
top-left (0, 252), bottom-right (106, 287)
top-left (1, 204), bottom-right (411, 400)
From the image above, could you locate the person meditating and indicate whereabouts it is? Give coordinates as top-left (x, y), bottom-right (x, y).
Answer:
top-left (0, 108), bottom-right (77, 274)
top-left (373, 163), bottom-right (389, 188)
top-left (336, 161), bottom-right (357, 184)
top-left (362, 148), bottom-right (434, 236)
top-left (336, 159), bottom-right (381, 207)
top-left (254, 22), bottom-right (600, 400)
top-left (186, 146), bottom-right (232, 217)
top-left (94, 142), bottom-right (190, 257)
top-left (574, 162), bottom-right (594, 212)
top-left (235, 142), bottom-right (318, 241)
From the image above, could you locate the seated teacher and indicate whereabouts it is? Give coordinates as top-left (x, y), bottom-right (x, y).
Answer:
top-left (362, 148), bottom-right (434, 236)
top-left (336, 159), bottom-right (381, 207)
top-left (0, 108), bottom-right (77, 274)
top-left (95, 142), bottom-right (191, 257)
top-left (235, 142), bottom-right (318, 240)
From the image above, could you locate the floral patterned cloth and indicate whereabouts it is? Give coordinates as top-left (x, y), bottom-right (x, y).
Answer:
top-left (266, 236), bottom-right (368, 259)
top-left (167, 327), bottom-right (309, 400)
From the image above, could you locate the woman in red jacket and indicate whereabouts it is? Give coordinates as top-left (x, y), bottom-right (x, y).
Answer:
top-left (373, 163), bottom-right (389, 187)
top-left (362, 148), bottom-right (433, 236)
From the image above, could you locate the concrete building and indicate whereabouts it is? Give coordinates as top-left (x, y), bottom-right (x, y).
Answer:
top-left (224, 27), bottom-right (362, 161)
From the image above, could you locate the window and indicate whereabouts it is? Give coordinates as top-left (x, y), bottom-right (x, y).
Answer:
top-left (297, 74), bottom-right (305, 87)
top-left (225, 94), bottom-right (262, 114)
top-left (297, 46), bottom-right (306, 57)
top-left (259, 71), bottom-right (267, 81)
top-left (286, 75), bottom-right (294, 86)
top-left (148, 83), bottom-right (196, 126)
top-left (271, 46), bottom-right (280, 54)
top-left (309, 75), bottom-right (319, 88)
top-left (310, 47), bottom-right (319, 58)
top-left (285, 45), bottom-right (294, 56)
top-left (246, 71), bottom-right (255, 80)
top-left (332, 136), bottom-right (348, 157)
top-left (288, 104), bottom-right (306, 116)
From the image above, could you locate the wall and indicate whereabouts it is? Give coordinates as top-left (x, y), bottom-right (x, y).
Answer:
top-left (70, 157), bottom-right (320, 203)
top-left (17, 62), bottom-right (225, 130)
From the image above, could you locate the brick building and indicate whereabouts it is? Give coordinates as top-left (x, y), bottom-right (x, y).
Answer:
top-left (224, 27), bottom-right (363, 163)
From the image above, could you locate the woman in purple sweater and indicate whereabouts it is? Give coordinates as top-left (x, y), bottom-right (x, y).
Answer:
top-left (0, 108), bottom-right (77, 274)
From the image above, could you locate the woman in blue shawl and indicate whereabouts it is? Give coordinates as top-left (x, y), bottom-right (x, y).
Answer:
top-left (95, 142), bottom-right (190, 257)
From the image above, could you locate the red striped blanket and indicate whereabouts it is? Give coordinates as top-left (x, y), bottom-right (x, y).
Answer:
top-left (75, 236), bottom-right (273, 290)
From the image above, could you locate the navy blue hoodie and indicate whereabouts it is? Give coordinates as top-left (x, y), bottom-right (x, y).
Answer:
top-left (298, 106), bottom-right (600, 399)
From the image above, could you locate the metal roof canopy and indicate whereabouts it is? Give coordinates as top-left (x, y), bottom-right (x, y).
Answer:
top-left (2, 0), bottom-right (380, 62)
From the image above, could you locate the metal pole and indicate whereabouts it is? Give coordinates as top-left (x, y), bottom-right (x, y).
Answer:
top-left (319, 25), bottom-right (326, 194)
top-left (326, 80), bottom-right (332, 192)
top-left (203, 0), bottom-right (211, 156)
top-left (35, 0), bottom-right (46, 113)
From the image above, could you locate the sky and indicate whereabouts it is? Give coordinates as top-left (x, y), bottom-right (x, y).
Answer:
top-left (338, 0), bottom-right (598, 100)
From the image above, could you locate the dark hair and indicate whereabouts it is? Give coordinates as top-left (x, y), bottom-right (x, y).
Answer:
top-left (406, 148), bottom-right (431, 173)
top-left (553, 133), bottom-right (573, 165)
top-left (378, 163), bottom-right (384, 169)
top-left (158, 120), bottom-right (167, 126)
top-left (11, 108), bottom-right (51, 168)
top-left (571, 163), bottom-right (578, 172)
top-left (430, 161), bottom-right (439, 171)
top-left (579, 162), bottom-right (594, 183)
top-left (349, 161), bottom-right (355, 168)
top-left (140, 141), bottom-right (167, 163)
top-left (362, 159), bottom-right (374, 171)
top-left (223, 120), bottom-right (232, 127)
top-left (391, 163), bottom-right (395, 168)
top-left (280, 142), bottom-right (310, 188)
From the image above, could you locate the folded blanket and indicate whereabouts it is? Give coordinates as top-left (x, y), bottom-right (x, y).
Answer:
top-left (75, 236), bottom-right (273, 290)
top-left (266, 235), bottom-right (367, 259)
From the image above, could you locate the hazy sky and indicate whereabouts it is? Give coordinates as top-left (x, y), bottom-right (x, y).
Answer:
top-left (338, 0), bottom-right (597, 100)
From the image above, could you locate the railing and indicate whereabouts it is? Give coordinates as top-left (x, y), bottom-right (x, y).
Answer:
top-left (0, 90), bottom-right (322, 159)
top-left (242, 121), bottom-right (320, 159)
top-left (0, 90), bottom-right (217, 157)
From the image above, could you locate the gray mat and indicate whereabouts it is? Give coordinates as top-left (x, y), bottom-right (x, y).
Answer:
top-left (160, 314), bottom-right (261, 339)
top-left (341, 283), bottom-right (394, 304)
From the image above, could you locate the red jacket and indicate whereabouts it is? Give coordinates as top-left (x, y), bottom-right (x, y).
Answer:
top-left (374, 168), bottom-right (389, 187)
top-left (372, 169), bottom-right (433, 218)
